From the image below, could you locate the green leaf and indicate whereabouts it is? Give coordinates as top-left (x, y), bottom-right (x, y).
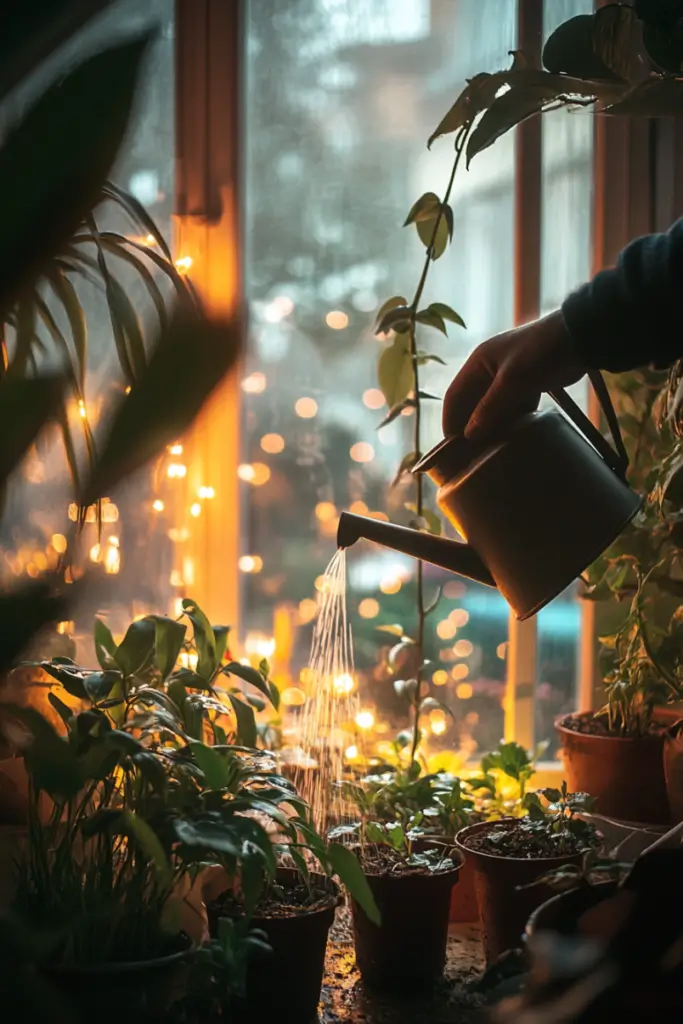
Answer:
top-left (0, 33), bottom-right (151, 312)
top-left (593, 4), bottom-right (641, 82)
top-left (114, 617), bottom-right (156, 677)
top-left (375, 304), bottom-right (412, 336)
top-left (403, 192), bottom-right (441, 226)
top-left (378, 333), bottom-right (413, 409)
top-left (47, 692), bottom-right (75, 728)
top-left (327, 842), bottom-right (380, 925)
top-left (182, 599), bottom-right (217, 680)
top-left (223, 661), bottom-right (278, 709)
top-left (189, 741), bottom-right (230, 790)
top-left (416, 352), bottom-right (446, 367)
top-left (40, 661), bottom-right (89, 700)
top-left (428, 73), bottom-right (501, 147)
top-left (417, 214), bottom-right (449, 259)
top-left (153, 616), bottom-right (187, 680)
top-left (85, 670), bottom-right (121, 702)
top-left (374, 295), bottom-right (408, 329)
top-left (378, 398), bottom-right (415, 430)
top-left (214, 625), bottom-right (231, 665)
top-left (428, 303), bottom-right (466, 330)
top-left (81, 311), bottom-right (242, 505)
top-left (228, 694), bottom-right (257, 748)
top-left (93, 618), bottom-right (118, 669)
top-left (466, 86), bottom-right (557, 168)
top-left (121, 810), bottom-right (172, 888)
top-left (415, 309), bottom-right (447, 336)
top-left (405, 503), bottom-right (442, 536)
top-left (442, 203), bottom-right (454, 241)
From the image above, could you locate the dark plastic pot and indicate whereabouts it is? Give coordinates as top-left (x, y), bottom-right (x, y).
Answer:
top-left (206, 868), bottom-right (339, 1022)
top-left (350, 845), bottom-right (461, 992)
top-left (42, 936), bottom-right (191, 1021)
top-left (449, 854), bottom-right (478, 922)
top-left (456, 819), bottom-right (585, 965)
top-left (556, 713), bottom-right (670, 825)
top-left (664, 725), bottom-right (683, 824)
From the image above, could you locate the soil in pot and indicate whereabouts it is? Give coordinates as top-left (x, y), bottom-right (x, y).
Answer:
top-left (349, 843), bottom-right (461, 993)
top-left (457, 818), bottom-right (594, 965)
top-left (556, 712), bottom-right (670, 825)
top-left (206, 868), bottom-right (338, 1022)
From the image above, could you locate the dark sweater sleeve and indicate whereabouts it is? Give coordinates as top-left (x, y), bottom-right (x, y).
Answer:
top-left (561, 217), bottom-right (683, 373)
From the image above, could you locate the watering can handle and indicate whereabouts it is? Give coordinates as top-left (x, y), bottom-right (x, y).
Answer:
top-left (549, 370), bottom-right (629, 481)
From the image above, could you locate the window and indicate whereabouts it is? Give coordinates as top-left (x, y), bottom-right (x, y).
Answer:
top-left (243, 0), bottom-right (594, 765)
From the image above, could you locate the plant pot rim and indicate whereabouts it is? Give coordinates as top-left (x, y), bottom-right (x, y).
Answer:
top-left (555, 712), bottom-right (667, 744)
top-left (455, 817), bottom-right (591, 865)
top-left (353, 841), bottom-right (463, 880)
top-left (43, 933), bottom-right (193, 977)
top-left (204, 868), bottom-right (341, 923)
top-left (524, 879), bottom-right (617, 939)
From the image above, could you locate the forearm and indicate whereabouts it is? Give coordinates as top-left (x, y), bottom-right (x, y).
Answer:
top-left (562, 218), bottom-right (683, 373)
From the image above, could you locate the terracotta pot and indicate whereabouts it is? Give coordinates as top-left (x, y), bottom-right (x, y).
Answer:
top-left (556, 713), bottom-right (670, 825)
top-left (449, 853), bottom-right (478, 922)
top-left (205, 867), bottom-right (338, 1022)
top-left (456, 818), bottom-right (585, 965)
top-left (350, 846), bottom-right (461, 992)
top-left (664, 725), bottom-right (683, 824)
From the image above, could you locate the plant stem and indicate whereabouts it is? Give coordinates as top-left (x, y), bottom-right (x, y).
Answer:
top-left (407, 126), bottom-right (470, 766)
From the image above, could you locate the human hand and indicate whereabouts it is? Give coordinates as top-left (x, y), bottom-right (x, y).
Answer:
top-left (442, 310), bottom-right (587, 441)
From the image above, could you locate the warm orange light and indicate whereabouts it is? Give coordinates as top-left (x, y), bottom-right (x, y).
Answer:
top-left (454, 639), bottom-right (474, 658)
top-left (253, 463), bottom-right (272, 486)
top-left (238, 555), bottom-right (263, 573)
top-left (333, 673), bottom-right (355, 695)
top-left (78, 400), bottom-right (87, 419)
top-left (295, 397), bottom-right (318, 418)
top-left (175, 255), bottom-right (193, 273)
top-left (345, 744), bottom-right (359, 760)
top-left (380, 577), bottom-right (402, 595)
top-left (169, 443), bottom-right (183, 456)
top-left (101, 501), bottom-right (119, 523)
top-left (429, 709), bottom-right (448, 735)
top-left (238, 463), bottom-right (256, 482)
top-left (456, 682), bottom-right (473, 699)
top-left (261, 433), bottom-right (285, 454)
top-left (358, 598), bottom-right (379, 619)
top-left (452, 664), bottom-right (469, 682)
top-left (298, 598), bottom-right (317, 623)
top-left (242, 372), bottom-right (267, 394)
top-left (437, 619), bottom-right (457, 640)
top-left (497, 642), bottom-right (508, 660)
top-left (104, 541), bottom-right (120, 575)
top-left (356, 710), bottom-right (375, 730)
top-left (350, 442), bottom-right (375, 463)
top-left (349, 500), bottom-right (369, 515)
top-left (89, 544), bottom-right (101, 563)
top-left (315, 501), bottom-right (337, 523)
top-left (168, 463), bottom-right (187, 479)
top-left (198, 486), bottom-right (215, 499)
top-left (450, 608), bottom-right (470, 627)
top-left (326, 310), bottom-right (349, 330)
top-left (432, 669), bottom-right (448, 686)
top-left (281, 686), bottom-right (306, 707)
top-left (190, 503), bottom-right (202, 517)
top-left (362, 388), bottom-right (385, 410)
top-left (51, 533), bottom-right (67, 554)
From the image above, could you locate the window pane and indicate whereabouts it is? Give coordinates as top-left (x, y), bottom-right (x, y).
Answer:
top-left (244, 0), bottom-right (516, 764)
top-left (536, 0), bottom-right (594, 753)
top-left (0, 0), bottom-right (175, 653)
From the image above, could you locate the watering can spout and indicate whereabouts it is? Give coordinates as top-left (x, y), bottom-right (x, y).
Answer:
top-left (337, 512), bottom-right (496, 588)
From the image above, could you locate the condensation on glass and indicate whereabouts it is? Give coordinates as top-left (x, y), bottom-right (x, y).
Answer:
top-left (0, 0), bottom-right (175, 654)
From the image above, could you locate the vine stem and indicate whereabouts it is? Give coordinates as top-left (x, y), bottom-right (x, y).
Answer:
top-left (408, 124), bottom-right (470, 766)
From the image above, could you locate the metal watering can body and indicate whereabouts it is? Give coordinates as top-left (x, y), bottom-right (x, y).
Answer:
top-left (337, 376), bottom-right (642, 620)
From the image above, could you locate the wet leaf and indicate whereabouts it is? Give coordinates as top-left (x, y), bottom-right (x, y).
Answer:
top-left (378, 333), bottom-right (413, 409)
top-left (189, 741), bottom-right (230, 790)
top-left (223, 661), bottom-right (279, 710)
top-left (152, 616), bottom-right (186, 680)
top-left (327, 842), bottom-right (380, 924)
top-left (228, 694), bottom-right (257, 748)
top-left (115, 617), bottom-right (155, 677)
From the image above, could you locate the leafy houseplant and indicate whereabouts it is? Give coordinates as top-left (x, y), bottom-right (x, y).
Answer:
top-left (456, 783), bottom-right (598, 964)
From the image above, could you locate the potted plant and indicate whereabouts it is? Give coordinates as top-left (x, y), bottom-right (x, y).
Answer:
top-left (456, 782), bottom-right (599, 964)
top-left (202, 814), bottom-right (377, 1022)
top-left (558, 372), bottom-right (683, 824)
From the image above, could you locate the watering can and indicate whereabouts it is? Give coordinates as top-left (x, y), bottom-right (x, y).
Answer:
top-left (337, 375), bottom-right (641, 620)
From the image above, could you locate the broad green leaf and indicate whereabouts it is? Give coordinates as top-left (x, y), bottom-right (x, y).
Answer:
top-left (403, 192), bottom-right (440, 226)
top-left (189, 741), bottom-right (230, 790)
top-left (81, 311), bottom-right (242, 505)
top-left (40, 661), bottom-right (89, 700)
top-left (374, 295), bottom-right (408, 329)
top-left (428, 72), bottom-right (501, 148)
top-left (114, 617), bottom-right (156, 677)
top-left (153, 616), bottom-right (187, 680)
top-left (94, 618), bottom-right (117, 669)
top-left (327, 842), bottom-right (381, 925)
top-left (223, 661), bottom-right (278, 709)
top-left (375, 304), bottom-right (413, 336)
top-left (0, 702), bottom-right (83, 799)
top-left (415, 309), bottom-right (447, 336)
top-left (121, 810), bottom-right (172, 888)
top-left (466, 87), bottom-right (557, 167)
top-left (214, 625), bottom-right (231, 665)
top-left (416, 214), bottom-right (449, 259)
top-left (47, 692), bottom-right (75, 728)
top-left (428, 303), bottom-right (466, 329)
top-left (84, 670), bottom-right (122, 702)
top-left (0, 34), bottom-right (151, 313)
top-left (182, 599), bottom-right (217, 680)
top-left (378, 333), bottom-right (413, 409)
top-left (228, 694), bottom-right (258, 748)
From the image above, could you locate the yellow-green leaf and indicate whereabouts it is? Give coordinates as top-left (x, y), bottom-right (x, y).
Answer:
top-left (378, 333), bottom-right (413, 409)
